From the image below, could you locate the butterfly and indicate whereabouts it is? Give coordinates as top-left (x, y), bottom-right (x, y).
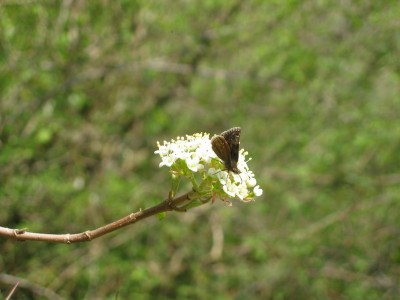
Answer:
top-left (211, 127), bottom-right (241, 174)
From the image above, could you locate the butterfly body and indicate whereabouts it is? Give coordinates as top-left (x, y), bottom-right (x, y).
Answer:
top-left (211, 127), bottom-right (241, 174)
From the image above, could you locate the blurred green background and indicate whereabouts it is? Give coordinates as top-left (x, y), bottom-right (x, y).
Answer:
top-left (1, 1), bottom-right (399, 299)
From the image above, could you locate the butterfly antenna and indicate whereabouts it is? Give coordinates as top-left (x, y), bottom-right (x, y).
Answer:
top-left (211, 169), bottom-right (223, 176)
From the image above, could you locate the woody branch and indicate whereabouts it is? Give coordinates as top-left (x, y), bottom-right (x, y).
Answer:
top-left (0, 191), bottom-right (195, 244)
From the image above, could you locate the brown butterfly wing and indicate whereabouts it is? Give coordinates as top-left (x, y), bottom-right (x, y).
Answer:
top-left (211, 127), bottom-right (241, 174)
top-left (211, 135), bottom-right (231, 163)
top-left (220, 127), bottom-right (241, 164)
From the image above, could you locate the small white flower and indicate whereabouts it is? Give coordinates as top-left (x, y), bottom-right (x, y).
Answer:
top-left (222, 183), bottom-right (237, 198)
top-left (247, 177), bottom-right (257, 188)
top-left (186, 155), bottom-right (203, 172)
top-left (253, 185), bottom-right (263, 197)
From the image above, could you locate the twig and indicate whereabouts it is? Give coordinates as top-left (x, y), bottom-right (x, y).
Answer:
top-left (5, 281), bottom-right (19, 300)
top-left (0, 273), bottom-right (63, 300)
top-left (0, 191), bottom-right (195, 244)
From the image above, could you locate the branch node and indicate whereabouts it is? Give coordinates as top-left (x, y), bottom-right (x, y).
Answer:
top-left (165, 198), bottom-right (187, 212)
top-left (84, 231), bottom-right (92, 240)
top-left (129, 213), bottom-right (137, 221)
top-left (129, 210), bottom-right (144, 221)
top-left (14, 228), bottom-right (26, 236)
top-left (65, 233), bottom-right (71, 244)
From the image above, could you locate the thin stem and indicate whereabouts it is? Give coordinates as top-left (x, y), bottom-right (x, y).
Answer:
top-left (190, 174), bottom-right (200, 191)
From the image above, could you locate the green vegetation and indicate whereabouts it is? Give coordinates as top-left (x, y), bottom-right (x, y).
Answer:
top-left (1, 1), bottom-right (399, 299)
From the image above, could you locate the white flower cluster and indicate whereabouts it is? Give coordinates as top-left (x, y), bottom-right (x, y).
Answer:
top-left (155, 133), bottom-right (214, 172)
top-left (155, 132), bottom-right (263, 202)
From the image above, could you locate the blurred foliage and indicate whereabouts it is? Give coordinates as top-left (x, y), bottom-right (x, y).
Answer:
top-left (1, 0), bottom-right (400, 299)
